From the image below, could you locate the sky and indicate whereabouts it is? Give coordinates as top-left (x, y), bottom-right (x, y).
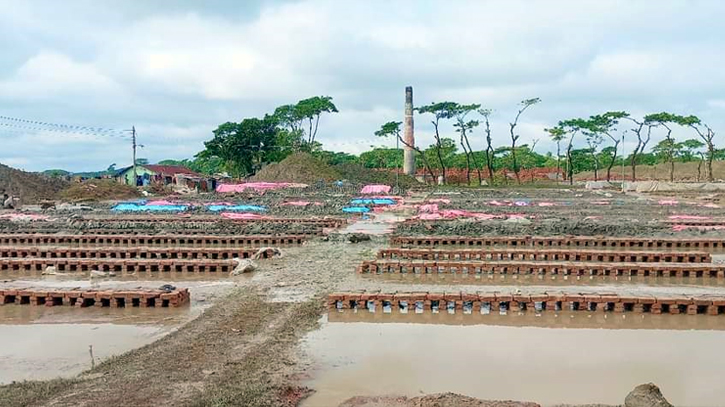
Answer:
top-left (0, 0), bottom-right (723, 172)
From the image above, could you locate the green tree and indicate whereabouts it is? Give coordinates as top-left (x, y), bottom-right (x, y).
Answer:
top-left (313, 150), bottom-right (359, 166)
top-left (585, 111), bottom-right (628, 181)
top-left (375, 121), bottom-right (434, 181)
top-left (295, 96), bottom-right (338, 145)
top-left (584, 132), bottom-right (603, 181)
top-left (477, 108), bottom-right (496, 184)
top-left (359, 148), bottom-right (401, 169)
top-left (677, 115), bottom-right (716, 182)
top-left (452, 103), bottom-right (482, 184)
top-left (201, 115), bottom-right (278, 177)
top-left (625, 116), bottom-right (655, 181)
top-left (545, 126), bottom-right (566, 182)
top-left (272, 96), bottom-right (338, 147)
top-left (651, 137), bottom-right (681, 182)
top-left (645, 112), bottom-right (688, 182)
top-left (424, 138), bottom-right (458, 172)
top-left (679, 138), bottom-right (706, 181)
top-left (558, 118), bottom-right (588, 185)
top-left (417, 102), bottom-right (462, 183)
top-left (508, 98), bottom-right (541, 184)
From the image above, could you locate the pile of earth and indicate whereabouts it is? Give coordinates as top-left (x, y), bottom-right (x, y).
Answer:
top-left (339, 383), bottom-right (672, 407)
top-left (334, 163), bottom-right (419, 188)
top-left (0, 162), bottom-right (69, 203)
top-left (252, 153), bottom-right (342, 184)
top-left (60, 179), bottom-right (141, 202)
top-left (251, 153), bottom-right (420, 188)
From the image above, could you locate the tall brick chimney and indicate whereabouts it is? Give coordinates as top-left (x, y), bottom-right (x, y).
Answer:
top-left (403, 86), bottom-right (415, 176)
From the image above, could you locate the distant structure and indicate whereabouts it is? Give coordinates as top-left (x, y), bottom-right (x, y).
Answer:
top-left (403, 86), bottom-right (415, 176)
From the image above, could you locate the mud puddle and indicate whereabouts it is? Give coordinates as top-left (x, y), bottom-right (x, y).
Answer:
top-left (0, 323), bottom-right (165, 384)
top-left (301, 315), bottom-right (725, 407)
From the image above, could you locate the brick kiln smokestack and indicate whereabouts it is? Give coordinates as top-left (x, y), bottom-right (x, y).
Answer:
top-left (403, 86), bottom-right (415, 176)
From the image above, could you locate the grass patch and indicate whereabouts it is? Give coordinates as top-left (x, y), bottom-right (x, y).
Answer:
top-left (0, 378), bottom-right (79, 407)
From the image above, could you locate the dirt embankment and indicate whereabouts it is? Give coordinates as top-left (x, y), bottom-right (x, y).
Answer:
top-left (0, 163), bottom-right (68, 203)
top-left (60, 179), bottom-right (141, 202)
top-left (340, 393), bottom-right (540, 407)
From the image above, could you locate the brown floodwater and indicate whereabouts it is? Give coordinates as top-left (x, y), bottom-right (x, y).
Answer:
top-left (301, 313), bottom-right (725, 407)
top-left (0, 278), bottom-right (237, 384)
top-left (0, 323), bottom-right (166, 383)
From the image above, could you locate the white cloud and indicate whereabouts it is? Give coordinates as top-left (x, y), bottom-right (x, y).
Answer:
top-left (1, 0), bottom-right (725, 171)
top-left (0, 51), bottom-right (122, 101)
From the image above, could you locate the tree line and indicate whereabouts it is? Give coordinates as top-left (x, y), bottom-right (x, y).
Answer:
top-left (160, 94), bottom-right (720, 184)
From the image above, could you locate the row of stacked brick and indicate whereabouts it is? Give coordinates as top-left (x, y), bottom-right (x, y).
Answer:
top-left (329, 291), bottom-right (725, 316)
top-left (1, 288), bottom-right (189, 308)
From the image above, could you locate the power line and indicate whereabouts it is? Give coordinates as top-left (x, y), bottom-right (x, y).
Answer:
top-left (0, 115), bottom-right (130, 139)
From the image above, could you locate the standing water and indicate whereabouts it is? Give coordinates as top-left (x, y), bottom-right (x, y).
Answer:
top-left (301, 313), bottom-right (725, 406)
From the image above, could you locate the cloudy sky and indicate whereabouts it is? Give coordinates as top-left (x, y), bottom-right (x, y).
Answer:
top-left (1, 0), bottom-right (723, 172)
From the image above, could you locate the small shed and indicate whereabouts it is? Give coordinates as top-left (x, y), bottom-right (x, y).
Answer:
top-left (118, 165), bottom-right (201, 187)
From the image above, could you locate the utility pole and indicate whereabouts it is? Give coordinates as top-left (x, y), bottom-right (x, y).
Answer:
top-left (395, 135), bottom-right (400, 192)
top-left (132, 126), bottom-right (137, 187)
top-left (621, 132), bottom-right (626, 193)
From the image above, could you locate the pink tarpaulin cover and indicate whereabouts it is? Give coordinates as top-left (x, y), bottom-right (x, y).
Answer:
top-left (418, 204), bottom-right (439, 213)
top-left (281, 201), bottom-right (323, 206)
top-left (220, 212), bottom-right (269, 220)
top-left (415, 210), bottom-right (527, 221)
top-left (360, 184), bottom-right (391, 194)
top-left (217, 182), bottom-right (308, 193)
top-left (659, 199), bottom-right (679, 206)
top-left (427, 198), bottom-right (451, 204)
top-left (146, 200), bottom-right (178, 206)
top-left (206, 202), bottom-right (234, 206)
top-left (702, 203), bottom-right (721, 208)
top-left (538, 202), bottom-right (556, 207)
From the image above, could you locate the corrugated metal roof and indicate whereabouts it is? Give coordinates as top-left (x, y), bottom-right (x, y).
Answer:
top-left (142, 165), bottom-right (200, 176)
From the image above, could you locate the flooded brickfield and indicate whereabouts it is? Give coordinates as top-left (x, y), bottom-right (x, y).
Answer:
top-left (1, 187), bottom-right (724, 406)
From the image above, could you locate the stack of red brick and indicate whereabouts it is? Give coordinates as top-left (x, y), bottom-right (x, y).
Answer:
top-left (328, 291), bottom-right (725, 316)
top-left (0, 288), bottom-right (190, 308)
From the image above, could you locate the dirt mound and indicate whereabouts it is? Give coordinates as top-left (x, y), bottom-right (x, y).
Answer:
top-left (335, 163), bottom-right (419, 187)
top-left (624, 383), bottom-right (672, 407)
top-left (252, 153), bottom-right (341, 184)
top-left (0, 163), bottom-right (69, 203)
top-left (340, 393), bottom-right (540, 407)
top-left (61, 179), bottom-right (141, 202)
